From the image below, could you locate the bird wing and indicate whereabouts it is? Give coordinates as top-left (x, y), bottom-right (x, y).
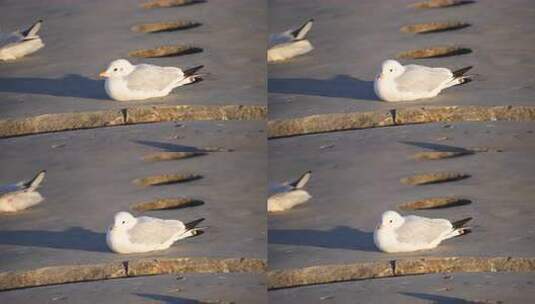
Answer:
top-left (128, 217), bottom-right (186, 245)
top-left (125, 64), bottom-right (184, 92)
top-left (396, 215), bottom-right (452, 245)
top-left (395, 65), bottom-right (452, 93)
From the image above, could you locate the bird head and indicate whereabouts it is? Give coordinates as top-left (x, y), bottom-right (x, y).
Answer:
top-left (377, 59), bottom-right (404, 80)
top-left (109, 211), bottom-right (136, 232)
top-left (376, 210), bottom-right (404, 230)
top-left (99, 59), bottom-right (134, 78)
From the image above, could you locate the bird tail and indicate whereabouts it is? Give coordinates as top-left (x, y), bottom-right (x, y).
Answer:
top-left (449, 66), bottom-right (474, 87)
top-left (291, 18), bottom-right (314, 40)
top-left (181, 65), bottom-right (204, 85)
top-left (22, 20), bottom-right (43, 40)
top-left (23, 170), bottom-right (46, 191)
top-left (452, 217), bottom-right (472, 229)
top-left (288, 170), bottom-right (312, 189)
top-left (183, 218), bottom-right (206, 238)
top-left (450, 217), bottom-right (473, 238)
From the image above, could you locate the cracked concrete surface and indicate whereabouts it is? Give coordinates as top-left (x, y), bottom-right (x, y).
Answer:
top-left (0, 121), bottom-right (266, 276)
top-left (268, 121), bottom-right (535, 271)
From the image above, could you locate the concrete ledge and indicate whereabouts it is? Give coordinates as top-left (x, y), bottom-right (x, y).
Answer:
top-left (268, 106), bottom-right (535, 138)
top-left (0, 257), bottom-right (265, 291)
top-left (268, 262), bottom-right (393, 290)
top-left (0, 105), bottom-right (266, 138)
top-left (127, 257), bottom-right (266, 276)
top-left (267, 257), bottom-right (535, 290)
top-left (0, 263), bottom-right (126, 291)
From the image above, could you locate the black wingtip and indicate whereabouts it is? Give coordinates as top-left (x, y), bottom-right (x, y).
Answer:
top-left (452, 217), bottom-right (472, 229)
top-left (291, 18), bottom-right (314, 39)
top-left (185, 218), bottom-right (205, 230)
top-left (452, 66), bottom-right (473, 78)
top-left (183, 65), bottom-right (204, 78)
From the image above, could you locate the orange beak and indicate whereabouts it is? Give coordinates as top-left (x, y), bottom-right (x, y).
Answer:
top-left (99, 70), bottom-right (109, 78)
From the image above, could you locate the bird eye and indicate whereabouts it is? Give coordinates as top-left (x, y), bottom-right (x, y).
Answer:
top-left (389, 69), bottom-right (393, 72)
top-left (113, 68), bottom-right (118, 72)
top-left (122, 221), bottom-right (126, 224)
top-left (389, 220), bottom-right (393, 223)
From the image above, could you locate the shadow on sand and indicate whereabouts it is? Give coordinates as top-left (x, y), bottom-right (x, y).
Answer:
top-left (0, 74), bottom-right (108, 100)
top-left (268, 74), bottom-right (378, 101)
top-left (135, 293), bottom-right (203, 304)
top-left (0, 227), bottom-right (108, 252)
top-left (400, 292), bottom-right (488, 304)
top-left (269, 225), bottom-right (377, 252)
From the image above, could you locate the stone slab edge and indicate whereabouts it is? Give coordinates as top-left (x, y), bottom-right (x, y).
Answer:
top-left (268, 105), bottom-right (535, 139)
top-left (0, 257), bottom-right (266, 291)
top-left (267, 256), bottom-right (535, 290)
top-left (0, 105), bottom-right (267, 138)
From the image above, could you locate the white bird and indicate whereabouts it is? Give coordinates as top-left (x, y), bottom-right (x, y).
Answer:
top-left (0, 20), bottom-right (44, 61)
top-left (374, 59), bottom-right (473, 102)
top-left (268, 19), bottom-right (314, 63)
top-left (374, 210), bottom-right (472, 253)
top-left (106, 211), bottom-right (204, 254)
top-left (268, 171), bottom-right (312, 212)
top-left (99, 59), bottom-right (204, 101)
top-left (0, 170), bottom-right (46, 213)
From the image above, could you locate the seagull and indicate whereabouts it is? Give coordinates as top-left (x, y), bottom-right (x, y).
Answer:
top-left (0, 170), bottom-right (46, 213)
top-left (374, 59), bottom-right (473, 102)
top-left (99, 59), bottom-right (204, 101)
top-left (374, 210), bottom-right (472, 253)
top-left (0, 20), bottom-right (44, 61)
top-left (268, 18), bottom-right (314, 63)
top-left (106, 211), bottom-right (205, 254)
top-left (268, 171), bottom-right (312, 212)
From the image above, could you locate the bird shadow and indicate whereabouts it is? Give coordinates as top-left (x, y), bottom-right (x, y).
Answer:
top-left (268, 225), bottom-right (377, 252)
top-left (134, 140), bottom-right (209, 153)
top-left (400, 141), bottom-right (472, 153)
top-left (268, 74), bottom-right (379, 101)
top-left (0, 74), bottom-right (108, 100)
top-left (400, 292), bottom-right (488, 304)
top-left (0, 226), bottom-right (109, 253)
top-left (134, 293), bottom-right (203, 304)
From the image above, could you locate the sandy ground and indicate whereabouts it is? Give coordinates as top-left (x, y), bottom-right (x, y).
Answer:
top-left (268, 121), bottom-right (535, 269)
top-left (0, 121), bottom-right (266, 272)
top-left (268, 0), bottom-right (535, 119)
top-left (269, 272), bottom-right (535, 303)
top-left (0, 0), bottom-right (266, 119)
top-left (0, 273), bottom-right (267, 304)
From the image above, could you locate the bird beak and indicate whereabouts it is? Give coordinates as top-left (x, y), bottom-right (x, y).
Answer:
top-left (99, 70), bottom-right (109, 78)
top-left (377, 73), bottom-right (383, 80)
top-left (376, 223), bottom-right (382, 230)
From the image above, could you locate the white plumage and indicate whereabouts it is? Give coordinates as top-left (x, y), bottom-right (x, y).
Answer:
top-left (106, 211), bottom-right (204, 254)
top-left (99, 59), bottom-right (203, 101)
top-left (268, 19), bottom-right (314, 63)
top-left (0, 20), bottom-right (44, 61)
top-left (374, 59), bottom-right (473, 102)
top-left (268, 171), bottom-right (312, 212)
top-left (0, 170), bottom-right (46, 213)
top-left (373, 210), bottom-right (472, 253)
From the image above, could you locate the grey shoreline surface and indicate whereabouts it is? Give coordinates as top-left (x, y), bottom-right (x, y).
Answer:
top-left (0, 0), bottom-right (266, 119)
top-left (267, 0), bottom-right (535, 302)
top-left (0, 0), bottom-right (268, 302)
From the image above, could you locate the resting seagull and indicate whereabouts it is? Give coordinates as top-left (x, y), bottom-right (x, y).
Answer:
top-left (268, 171), bottom-right (312, 212)
top-left (268, 19), bottom-right (314, 63)
top-left (99, 59), bottom-right (204, 101)
top-left (106, 211), bottom-right (205, 254)
top-left (0, 170), bottom-right (46, 213)
top-left (0, 20), bottom-right (44, 61)
top-left (374, 59), bottom-right (473, 102)
top-left (374, 210), bottom-right (472, 253)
